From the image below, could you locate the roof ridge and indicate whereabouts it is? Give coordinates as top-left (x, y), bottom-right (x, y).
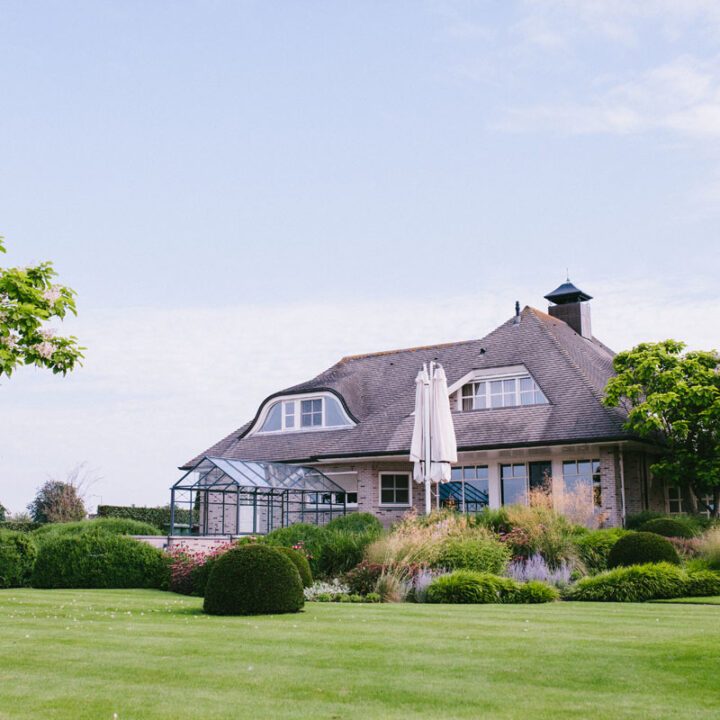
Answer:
top-left (525, 307), bottom-right (624, 428)
top-left (338, 337), bottom-right (481, 363)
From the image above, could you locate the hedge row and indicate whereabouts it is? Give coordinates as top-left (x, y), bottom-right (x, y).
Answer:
top-left (97, 505), bottom-right (191, 531)
top-left (426, 570), bottom-right (559, 604)
top-left (0, 521), bottom-right (43, 533)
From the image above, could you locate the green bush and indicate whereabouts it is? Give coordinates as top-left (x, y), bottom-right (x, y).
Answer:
top-left (32, 531), bottom-right (169, 589)
top-left (575, 528), bottom-right (628, 573)
top-left (567, 563), bottom-right (688, 602)
top-left (683, 570), bottom-right (720, 597)
top-left (0, 521), bottom-right (43, 533)
top-left (503, 579), bottom-right (560, 604)
top-left (97, 505), bottom-right (192, 531)
top-left (32, 518), bottom-right (161, 544)
top-left (0, 530), bottom-right (37, 588)
top-left (625, 510), bottom-right (665, 530)
top-left (273, 546), bottom-right (313, 587)
top-left (607, 532), bottom-right (680, 569)
top-left (433, 535), bottom-right (511, 574)
top-left (427, 571), bottom-right (557, 604)
top-left (203, 545), bottom-right (304, 616)
top-left (190, 557), bottom-right (218, 597)
top-left (324, 513), bottom-right (383, 535)
top-left (318, 530), bottom-right (378, 577)
top-left (264, 523), bottom-right (326, 573)
top-left (640, 518), bottom-right (696, 539)
top-left (627, 511), bottom-right (710, 534)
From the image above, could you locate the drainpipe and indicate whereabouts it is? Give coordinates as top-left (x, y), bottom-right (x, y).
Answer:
top-left (619, 448), bottom-right (627, 527)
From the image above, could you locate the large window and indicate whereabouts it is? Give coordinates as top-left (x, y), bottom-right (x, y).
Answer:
top-left (441, 466), bottom-right (489, 512)
top-left (501, 464), bottom-right (528, 505)
top-left (667, 485), bottom-right (683, 514)
top-left (258, 395), bottom-right (353, 433)
top-left (461, 375), bottom-right (547, 410)
top-left (562, 460), bottom-right (602, 508)
top-left (379, 473), bottom-right (411, 506)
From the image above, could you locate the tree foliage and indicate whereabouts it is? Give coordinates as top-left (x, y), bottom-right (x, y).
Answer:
top-left (603, 340), bottom-right (720, 517)
top-left (0, 237), bottom-right (83, 378)
top-left (27, 480), bottom-right (86, 523)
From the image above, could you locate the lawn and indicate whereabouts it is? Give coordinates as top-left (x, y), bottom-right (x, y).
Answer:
top-left (1, 590), bottom-right (719, 720)
top-left (654, 596), bottom-right (720, 605)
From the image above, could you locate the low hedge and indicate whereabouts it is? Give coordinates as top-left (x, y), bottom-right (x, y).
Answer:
top-left (32, 531), bottom-right (169, 589)
top-left (324, 513), bottom-right (383, 535)
top-left (433, 535), bottom-right (510, 574)
top-left (31, 518), bottom-right (161, 544)
top-left (607, 532), bottom-right (680, 569)
top-left (566, 563), bottom-right (720, 602)
top-left (273, 546), bottom-right (313, 587)
top-left (426, 570), bottom-right (557, 604)
top-left (97, 505), bottom-right (192, 531)
top-left (0, 530), bottom-right (37, 588)
top-left (0, 521), bottom-right (43, 533)
top-left (317, 530), bottom-right (379, 577)
top-left (640, 518), bottom-right (696, 539)
top-left (203, 545), bottom-right (304, 616)
top-left (264, 523), bottom-right (327, 574)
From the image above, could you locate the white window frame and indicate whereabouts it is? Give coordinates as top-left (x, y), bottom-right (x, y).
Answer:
top-left (378, 472), bottom-right (412, 507)
top-left (447, 365), bottom-right (548, 411)
top-left (562, 459), bottom-right (602, 509)
top-left (251, 391), bottom-right (356, 435)
top-left (666, 485), bottom-right (683, 514)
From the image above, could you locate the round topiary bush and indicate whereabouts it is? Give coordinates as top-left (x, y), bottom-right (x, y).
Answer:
top-left (32, 531), bottom-right (169, 588)
top-left (0, 530), bottom-right (37, 588)
top-left (273, 546), bottom-right (313, 587)
top-left (607, 531), bottom-right (681, 569)
top-left (203, 545), bottom-right (304, 616)
top-left (639, 518), bottom-right (695, 539)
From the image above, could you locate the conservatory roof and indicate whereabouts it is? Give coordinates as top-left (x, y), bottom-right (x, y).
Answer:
top-left (172, 456), bottom-right (344, 493)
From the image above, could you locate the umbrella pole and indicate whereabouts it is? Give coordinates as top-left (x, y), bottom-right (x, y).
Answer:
top-left (424, 363), bottom-right (432, 515)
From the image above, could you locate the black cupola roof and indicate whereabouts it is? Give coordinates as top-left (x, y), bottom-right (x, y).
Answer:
top-left (544, 281), bottom-right (592, 305)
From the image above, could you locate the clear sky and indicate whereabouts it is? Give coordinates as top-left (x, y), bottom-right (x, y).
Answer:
top-left (1, 1), bottom-right (719, 514)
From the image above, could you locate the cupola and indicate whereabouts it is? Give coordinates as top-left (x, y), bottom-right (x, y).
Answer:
top-left (544, 279), bottom-right (592, 338)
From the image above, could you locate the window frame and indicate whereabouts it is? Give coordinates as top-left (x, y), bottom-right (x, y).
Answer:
top-left (562, 459), bottom-right (602, 509)
top-left (253, 391), bottom-right (355, 435)
top-left (666, 484), bottom-right (683, 514)
top-left (458, 374), bottom-right (547, 411)
top-left (378, 472), bottom-right (412, 508)
top-left (442, 466), bottom-right (490, 512)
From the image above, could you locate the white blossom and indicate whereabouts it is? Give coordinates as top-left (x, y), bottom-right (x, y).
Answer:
top-left (1, 333), bottom-right (19, 350)
top-left (42, 285), bottom-right (63, 305)
top-left (39, 328), bottom-right (57, 340)
top-left (34, 341), bottom-right (55, 359)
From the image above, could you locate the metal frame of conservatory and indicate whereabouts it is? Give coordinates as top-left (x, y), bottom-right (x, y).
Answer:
top-left (170, 456), bottom-right (348, 536)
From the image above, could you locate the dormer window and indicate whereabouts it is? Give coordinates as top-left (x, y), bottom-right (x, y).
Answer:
top-left (449, 365), bottom-right (549, 411)
top-left (256, 393), bottom-right (354, 434)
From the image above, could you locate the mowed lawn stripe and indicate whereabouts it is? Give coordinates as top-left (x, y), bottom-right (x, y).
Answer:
top-left (1, 589), bottom-right (719, 720)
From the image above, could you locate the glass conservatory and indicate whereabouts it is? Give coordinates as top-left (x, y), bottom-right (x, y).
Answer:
top-left (169, 456), bottom-right (348, 536)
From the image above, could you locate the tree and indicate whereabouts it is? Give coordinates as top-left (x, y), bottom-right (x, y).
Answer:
top-left (0, 501), bottom-right (6, 522)
top-left (0, 237), bottom-right (83, 378)
top-left (27, 480), bottom-right (86, 523)
top-left (603, 340), bottom-right (720, 518)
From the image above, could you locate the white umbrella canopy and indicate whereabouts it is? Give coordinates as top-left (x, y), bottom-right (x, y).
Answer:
top-left (409, 362), bottom-right (458, 513)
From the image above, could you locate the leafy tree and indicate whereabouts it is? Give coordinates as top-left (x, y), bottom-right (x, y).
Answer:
top-left (603, 340), bottom-right (720, 517)
top-left (27, 480), bottom-right (86, 523)
top-left (0, 237), bottom-right (83, 378)
top-left (0, 501), bottom-right (6, 521)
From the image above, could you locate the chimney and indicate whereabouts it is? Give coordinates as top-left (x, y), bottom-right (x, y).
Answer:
top-left (544, 280), bottom-right (593, 338)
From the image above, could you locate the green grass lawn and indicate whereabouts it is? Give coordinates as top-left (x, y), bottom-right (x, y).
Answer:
top-left (654, 596), bottom-right (720, 605)
top-left (1, 590), bottom-right (719, 720)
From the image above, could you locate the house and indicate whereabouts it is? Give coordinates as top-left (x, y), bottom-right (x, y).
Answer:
top-left (180, 282), bottom-right (668, 533)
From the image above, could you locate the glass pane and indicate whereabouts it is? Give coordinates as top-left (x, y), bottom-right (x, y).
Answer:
top-left (513, 464), bottom-right (526, 478)
top-left (440, 481), bottom-right (463, 505)
top-left (535, 390), bottom-right (547, 404)
top-left (285, 415), bottom-right (295, 428)
top-left (464, 479), bottom-right (489, 510)
top-left (520, 377), bottom-right (533, 392)
top-left (476, 466), bottom-right (489, 480)
top-left (503, 477), bottom-right (526, 505)
top-left (325, 396), bottom-right (351, 426)
top-left (395, 488), bottom-right (409, 504)
top-left (501, 464), bottom-right (513, 479)
top-left (463, 467), bottom-right (476, 480)
top-left (520, 392), bottom-right (534, 405)
top-left (504, 394), bottom-right (516, 407)
top-left (503, 379), bottom-right (515, 393)
top-left (563, 461), bottom-right (575, 475)
top-left (592, 460), bottom-right (601, 474)
top-left (578, 460), bottom-right (592, 476)
top-left (451, 467), bottom-right (463, 481)
top-left (462, 397), bottom-right (474, 411)
top-left (491, 394), bottom-right (503, 408)
top-left (462, 384), bottom-right (473, 398)
top-left (490, 380), bottom-right (502, 394)
top-left (474, 396), bottom-right (487, 409)
top-left (284, 401), bottom-right (295, 416)
top-left (381, 476), bottom-right (394, 490)
top-left (381, 489), bottom-right (394, 504)
top-left (475, 382), bottom-right (486, 396)
top-left (260, 403), bottom-right (281, 431)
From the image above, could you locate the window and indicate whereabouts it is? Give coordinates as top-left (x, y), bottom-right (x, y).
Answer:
top-left (441, 466), bottom-right (489, 512)
top-left (379, 473), bottom-right (411, 506)
top-left (310, 491), bottom-right (358, 505)
top-left (258, 394), bottom-right (353, 433)
top-left (563, 459), bottom-right (602, 508)
top-left (667, 485), bottom-right (683, 514)
top-left (501, 464), bottom-right (528, 505)
top-left (461, 375), bottom-right (547, 410)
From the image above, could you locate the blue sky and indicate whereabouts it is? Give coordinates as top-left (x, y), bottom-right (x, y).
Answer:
top-left (2, 1), bottom-right (719, 513)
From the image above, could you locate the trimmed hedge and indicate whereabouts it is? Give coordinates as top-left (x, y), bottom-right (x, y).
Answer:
top-left (433, 535), bottom-right (511, 574)
top-left (274, 546), bottom-right (313, 588)
top-left (32, 532), bottom-right (169, 589)
top-left (318, 530), bottom-right (379, 577)
top-left (32, 518), bottom-right (161, 544)
top-left (0, 530), bottom-right (37, 588)
top-left (576, 528), bottom-right (628, 573)
top-left (97, 505), bottom-right (191, 531)
top-left (640, 518), bottom-right (696, 539)
top-left (0, 521), bottom-right (43, 533)
top-left (607, 532), bottom-right (681, 569)
top-left (426, 570), bottom-right (557, 604)
top-left (203, 545), bottom-right (304, 616)
top-left (264, 523), bottom-right (326, 573)
top-left (566, 563), bottom-right (720, 602)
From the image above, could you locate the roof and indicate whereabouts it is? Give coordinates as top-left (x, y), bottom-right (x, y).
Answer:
top-left (182, 306), bottom-right (629, 468)
top-left (544, 281), bottom-right (592, 304)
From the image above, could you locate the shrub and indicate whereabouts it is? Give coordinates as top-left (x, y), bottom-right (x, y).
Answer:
top-left (427, 571), bottom-right (506, 604)
top-left (28, 480), bottom-right (85, 523)
top-left (273, 546), bottom-right (313, 587)
top-left (625, 510), bottom-right (664, 530)
top-left (324, 513), bottom-right (383, 535)
top-left (32, 518), bottom-right (161, 544)
top-left (0, 530), bottom-right (37, 588)
top-left (190, 557), bottom-right (218, 596)
top-left (567, 563), bottom-right (687, 602)
top-left (32, 532), bottom-right (169, 589)
top-left (575, 528), bottom-right (628, 573)
top-left (344, 562), bottom-right (386, 596)
top-left (203, 545), bottom-right (304, 616)
top-left (640, 518), bottom-right (696, 539)
top-left (264, 523), bottom-right (326, 574)
top-left (304, 579), bottom-right (350, 601)
top-left (627, 511), bottom-right (710, 534)
top-left (684, 569), bottom-right (720, 597)
top-left (607, 532), bottom-right (680, 568)
top-left (510, 580), bottom-right (560, 603)
top-left (433, 534), bottom-right (510, 574)
top-left (0, 521), bottom-right (43, 533)
top-left (505, 553), bottom-right (573, 587)
top-left (97, 504), bottom-right (192, 531)
top-left (318, 529), bottom-right (378, 577)
top-left (699, 527), bottom-right (720, 571)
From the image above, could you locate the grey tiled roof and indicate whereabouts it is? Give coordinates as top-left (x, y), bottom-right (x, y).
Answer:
top-left (182, 306), bottom-right (630, 468)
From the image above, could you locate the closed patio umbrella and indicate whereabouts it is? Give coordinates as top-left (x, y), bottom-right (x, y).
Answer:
top-left (410, 362), bottom-right (458, 514)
